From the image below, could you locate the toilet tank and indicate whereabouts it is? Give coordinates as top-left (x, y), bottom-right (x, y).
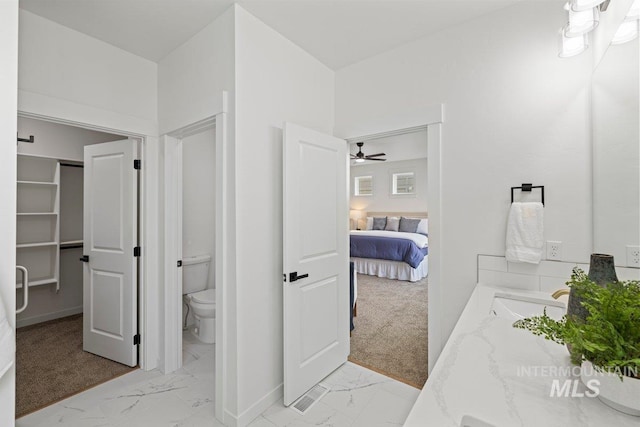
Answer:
top-left (182, 254), bottom-right (211, 294)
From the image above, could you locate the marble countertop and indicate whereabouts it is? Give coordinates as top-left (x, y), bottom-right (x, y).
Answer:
top-left (403, 283), bottom-right (640, 427)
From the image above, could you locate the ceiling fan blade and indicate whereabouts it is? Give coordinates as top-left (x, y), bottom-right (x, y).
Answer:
top-left (365, 153), bottom-right (386, 157)
top-left (366, 158), bottom-right (386, 161)
top-left (350, 155), bottom-right (357, 158)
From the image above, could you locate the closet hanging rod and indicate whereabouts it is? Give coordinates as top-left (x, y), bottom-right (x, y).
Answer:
top-left (60, 244), bottom-right (83, 250)
top-left (17, 134), bottom-right (34, 143)
top-left (60, 162), bottom-right (84, 168)
top-left (510, 183), bottom-right (544, 206)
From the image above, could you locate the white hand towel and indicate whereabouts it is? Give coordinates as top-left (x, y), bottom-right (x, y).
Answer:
top-left (0, 294), bottom-right (15, 379)
top-left (505, 202), bottom-right (544, 264)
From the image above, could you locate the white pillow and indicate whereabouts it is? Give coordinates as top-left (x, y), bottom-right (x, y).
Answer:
top-left (366, 217), bottom-right (373, 230)
top-left (417, 218), bottom-right (428, 236)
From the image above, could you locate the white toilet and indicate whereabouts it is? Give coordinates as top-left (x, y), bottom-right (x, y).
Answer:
top-left (182, 254), bottom-right (216, 344)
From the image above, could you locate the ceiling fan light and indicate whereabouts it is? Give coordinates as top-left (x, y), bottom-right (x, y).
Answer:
top-left (558, 25), bottom-right (588, 57)
top-left (355, 158), bottom-right (365, 163)
top-left (611, 19), bottom-right (639, 45)
top-left (570, 0), bottom-right (606, 12)
top-left (566, 7), bottom-right (599, 36)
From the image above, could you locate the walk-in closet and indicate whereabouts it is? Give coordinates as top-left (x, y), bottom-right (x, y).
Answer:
top-left (15, 117), bottom-right (135, 418)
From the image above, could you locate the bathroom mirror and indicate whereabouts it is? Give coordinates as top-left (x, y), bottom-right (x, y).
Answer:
top-left (592, 36), bottom-right (639, 267)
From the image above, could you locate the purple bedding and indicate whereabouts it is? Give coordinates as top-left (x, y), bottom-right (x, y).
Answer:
top-left (350, 235), bottom-right (428, 268)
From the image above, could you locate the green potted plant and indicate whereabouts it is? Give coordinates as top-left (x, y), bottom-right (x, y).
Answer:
top-left (514, 267), bottom-right (640, 416)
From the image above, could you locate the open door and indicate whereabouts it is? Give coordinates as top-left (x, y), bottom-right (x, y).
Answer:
top-left (283, 123), bottom-right (349, 406)
top-left (82, 139), bottom-right (138, 367)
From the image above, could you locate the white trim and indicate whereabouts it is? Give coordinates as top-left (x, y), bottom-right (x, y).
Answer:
top-left (426, 123), bottom-right (442, 373)
top-left (338, 104), bottom-right (444, 374)
top-left (162, 135), bottom-right (183, 374)
top-left (15, 306), bottom-right (83, 328)
top-left (214, 111), bottom-right (228, 424)
top-left (223, 383), bottom-right (283, 427)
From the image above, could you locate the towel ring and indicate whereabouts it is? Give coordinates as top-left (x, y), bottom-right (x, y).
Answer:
top-left (511, 184), bottom-right (544, 206)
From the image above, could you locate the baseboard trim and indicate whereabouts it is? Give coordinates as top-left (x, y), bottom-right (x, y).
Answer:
top-left (16, 306), bottom-right (83, 328)
top-left (224, 383), bottom-right (283, 427)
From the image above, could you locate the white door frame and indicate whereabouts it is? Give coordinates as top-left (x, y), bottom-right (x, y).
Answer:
top-left (162, 92), bottom-right (229, 422)
top-left (15, 111), bottom-right (155, 371)
top-left (337, 104), bottom-right (444, 373)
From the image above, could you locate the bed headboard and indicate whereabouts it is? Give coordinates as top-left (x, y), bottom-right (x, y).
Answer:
top-left (366, 211), bottom-right (428, 219)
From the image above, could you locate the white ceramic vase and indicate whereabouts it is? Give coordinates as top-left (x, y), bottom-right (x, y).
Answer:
top-left (580, 361), bottom-right (640, 416)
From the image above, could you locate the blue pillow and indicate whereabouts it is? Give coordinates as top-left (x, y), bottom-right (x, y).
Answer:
top-left (372, 217), bottom-right (387, 230)
top-left (399, 217), bottom-right (421, 233)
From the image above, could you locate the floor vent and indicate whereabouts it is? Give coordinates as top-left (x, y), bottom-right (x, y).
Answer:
top-left (291, 383), bottom-right (330, 415)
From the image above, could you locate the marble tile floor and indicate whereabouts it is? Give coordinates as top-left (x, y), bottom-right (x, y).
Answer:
top-left (17, 333), bottom-right (419, 427)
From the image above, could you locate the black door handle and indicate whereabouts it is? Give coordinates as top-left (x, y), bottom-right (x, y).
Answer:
top-left (80, 255), bottom-right (89, 262)
top-left (289, 272), bottom-right (309, 282)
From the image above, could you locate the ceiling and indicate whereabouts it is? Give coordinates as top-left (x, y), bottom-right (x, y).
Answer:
top-left (19, 0), bottom-right (522, 69)
top-left (350, 129), bottom-right (428, 165)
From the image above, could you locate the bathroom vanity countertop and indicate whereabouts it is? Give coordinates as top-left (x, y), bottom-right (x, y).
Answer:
top-left (403, 283), bottom-right (640, 427)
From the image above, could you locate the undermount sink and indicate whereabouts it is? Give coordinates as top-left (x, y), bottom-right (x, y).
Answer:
top-left (490, 293), bottom-right (566, 321)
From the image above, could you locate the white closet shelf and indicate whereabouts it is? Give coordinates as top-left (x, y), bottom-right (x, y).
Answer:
top-left (16, 242), bottom-right (57, 249)
top-left (16, 278), bottom-right (57, 289)
top-left (17, 180), bottom-right (57, 186)
top-left (17, 212), bottom-right (58, 216)
top-left (60, 240), bottom-right (83, 246)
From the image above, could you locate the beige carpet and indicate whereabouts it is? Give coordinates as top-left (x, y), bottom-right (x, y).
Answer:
top-left (349, 274), bottom-right (428, 388)
top-left (16, 314), bottom-right (136, 418)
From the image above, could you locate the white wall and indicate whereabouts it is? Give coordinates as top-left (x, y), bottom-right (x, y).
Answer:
top-left (232, 5), bottom-right (335, 425)
top-left (18, 10), bottom-right (157, 132)
top-left (0, 1), bottom-right (18, 425)
top-left (182, 128), bottom-right (216, 290)
top-left (351, 158), bottom-right (428, 213)
top-left (158, 7), bottom-right (235, 135)
top-left (335, 2), bottom-right (593, 360)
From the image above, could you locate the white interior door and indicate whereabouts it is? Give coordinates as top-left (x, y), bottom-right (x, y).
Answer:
top-left (83, 139), bottom-right (138, 367)
top-left (283, 122), bottom-right (349, 406)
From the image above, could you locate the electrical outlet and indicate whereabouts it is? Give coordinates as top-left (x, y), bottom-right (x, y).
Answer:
top-left (626, 245), bottom-right (640, 267)
top-left (547, 241), bottom-right (563, 261)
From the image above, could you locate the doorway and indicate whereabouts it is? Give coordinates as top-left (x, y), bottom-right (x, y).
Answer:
top-left (337, 104), bottom-right (443, 376)
top-left (14, 116), bottom-right (141, 418)
top-left (162, 110), bottom-right (227, 422)
top-left (347, 128), bottom-right (429, 388)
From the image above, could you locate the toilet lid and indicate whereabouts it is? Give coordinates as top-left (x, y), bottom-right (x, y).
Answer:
top-left (191, 289), bottom-right (215, 304)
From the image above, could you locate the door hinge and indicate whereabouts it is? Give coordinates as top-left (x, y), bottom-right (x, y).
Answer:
top-left (177, 260), bottom-right (183, 267)
top-left (134, 246), bottom-right (141, 257)
top-left (283, 273), bottom-right (286, 282)
top-left (134, 159), bottom-right (141, 170)
top-left (133, 334), bottom-right (141, 345)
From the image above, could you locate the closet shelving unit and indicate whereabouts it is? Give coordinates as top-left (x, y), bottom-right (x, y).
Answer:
top-left (16, 154), bottom-right (61, 292)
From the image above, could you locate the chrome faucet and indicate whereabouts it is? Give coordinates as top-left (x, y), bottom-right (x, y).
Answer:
top-left (551, 289), bottom-right (570, 299)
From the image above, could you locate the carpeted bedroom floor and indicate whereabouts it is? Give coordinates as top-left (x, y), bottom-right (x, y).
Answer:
top-left (16, 314), bottom-right (137, 418)
top-left (348, 274), bottom-right (428, 388)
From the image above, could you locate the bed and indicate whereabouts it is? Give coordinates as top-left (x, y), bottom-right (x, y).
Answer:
top-left (350, 211), bottom-right (428, 282)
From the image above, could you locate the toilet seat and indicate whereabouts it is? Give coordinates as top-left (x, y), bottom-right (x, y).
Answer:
top-left (190, 288), bottom-right (215, 304)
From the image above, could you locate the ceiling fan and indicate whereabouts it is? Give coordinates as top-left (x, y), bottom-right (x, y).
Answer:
top-left (350, 142), bottom-right (386, 163)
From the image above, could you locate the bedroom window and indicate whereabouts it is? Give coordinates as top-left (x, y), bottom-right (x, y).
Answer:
top-left (354, 175), bottom-right (373, 196)
top-left (392, 172), bottom-right (415, 195)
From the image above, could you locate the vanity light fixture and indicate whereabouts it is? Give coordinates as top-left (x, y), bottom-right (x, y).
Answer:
top-left (558, 25), bottom-right (589, 57)
top-left (566, 5), bottom-right (600, 36)
top-left (569, 0), bottom-right (607, 12)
